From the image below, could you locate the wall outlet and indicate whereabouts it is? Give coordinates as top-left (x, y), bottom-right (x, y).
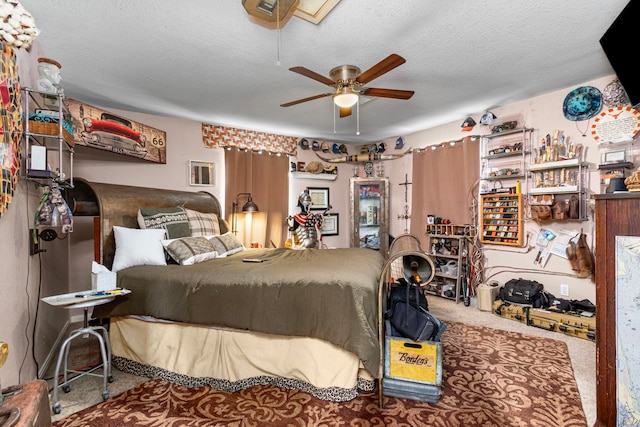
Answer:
top-left (560, 284), bottom-right (570, 297)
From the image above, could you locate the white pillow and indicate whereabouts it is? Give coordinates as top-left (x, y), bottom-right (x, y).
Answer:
top-left (207, 232), bottom-right (245, 257)
top-left (162, 236), bottom-right (218, 265)
top-left (111, 226), bottom-right (167, 272)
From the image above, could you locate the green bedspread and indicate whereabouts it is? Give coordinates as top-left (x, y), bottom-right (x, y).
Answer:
top-left (93, 247), bottom-right (385, 377)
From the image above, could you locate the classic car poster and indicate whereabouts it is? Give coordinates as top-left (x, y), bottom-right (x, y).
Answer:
top-left (66, 99), bottom-right (166, 164)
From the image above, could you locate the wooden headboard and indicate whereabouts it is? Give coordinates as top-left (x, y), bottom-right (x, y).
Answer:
top-left (67, 178), bottom-right (224, 269)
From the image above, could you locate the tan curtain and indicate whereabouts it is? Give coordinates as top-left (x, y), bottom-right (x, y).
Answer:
top-left (410, 137), bottom-right (479, 249)
top-left (225, 151), bottom-right (289, 248)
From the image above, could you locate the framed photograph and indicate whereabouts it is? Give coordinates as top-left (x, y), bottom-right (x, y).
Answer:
top-left (321, 214), bottom-right (339, 236)
top-left (307, 187), bottom-right (329, 210)
top-left (602, 148), bottom-right (627, 164)
top-left (189, 160), bottom-right (215, 186)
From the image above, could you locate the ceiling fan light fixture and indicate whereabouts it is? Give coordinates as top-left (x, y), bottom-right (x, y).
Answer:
top-left (333, 87), bottom-right (358, 108)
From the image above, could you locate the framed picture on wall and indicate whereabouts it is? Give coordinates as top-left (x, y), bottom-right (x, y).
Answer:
top-left (321, 214), bottom-right (339, 236)
top-left (66, 98), bottom-right (167, 164)
top-left (189, 160), bottom-right (215, 186)
top-left (307, 187), bottom-right (329, 210)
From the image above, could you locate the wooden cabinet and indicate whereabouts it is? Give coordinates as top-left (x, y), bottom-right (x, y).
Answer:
top-left (350, 178), bottom-right (389, 256)
top-left (480, 193), bottom-right (523, 246)
top-left (592, 193), bottom-right (640, 427)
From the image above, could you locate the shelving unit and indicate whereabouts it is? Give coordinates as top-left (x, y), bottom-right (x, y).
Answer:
top-left (424, 226), bottom-right (471, 303)
top-left (480, 128), bottom-right (532, 195)
top-left (21, 87), bottom-right (74, 187)
top-left (527, 158), bottom-right (589, 220)
top-left (479, 193), bottom-right (523, 246)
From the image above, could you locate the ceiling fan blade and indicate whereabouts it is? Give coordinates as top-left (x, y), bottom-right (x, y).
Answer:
top-left (289, 66), bottom-right (336, 86)
top-left (356, 54), bottom-right (406, 84)
top-left (361, 87), bottom-right (415, 100)
top-left (280, 93), bottom-right (333, 107)
top-left (339, 106), bottom-right (352, 118)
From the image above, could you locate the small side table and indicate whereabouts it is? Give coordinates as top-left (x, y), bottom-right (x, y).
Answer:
top-left (41, 288), bottom-right (130, 415)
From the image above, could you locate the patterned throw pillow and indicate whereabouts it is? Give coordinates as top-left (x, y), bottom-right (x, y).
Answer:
top-left (208, 232), bottom-right (245, 257)
top-left (137, 207), bottom-right (191, 239)
top-left (184, 208), bottom-right (220, 237)
top-left (162, 236), bottom-right (218, 265)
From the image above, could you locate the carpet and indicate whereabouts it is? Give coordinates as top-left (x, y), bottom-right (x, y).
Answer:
top-left (53, 322), bottom-right (587, 427)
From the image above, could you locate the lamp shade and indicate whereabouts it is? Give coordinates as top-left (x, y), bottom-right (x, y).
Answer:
top-left (333, 87), bottom-right (358, 108)
top-left (242, 197), bottom-right (259, 212)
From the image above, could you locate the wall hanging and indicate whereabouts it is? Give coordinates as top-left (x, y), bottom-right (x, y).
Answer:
top-left (0, 44), bottom-right (23, 218)
top-left (66, 99), bottom-right (167, 164)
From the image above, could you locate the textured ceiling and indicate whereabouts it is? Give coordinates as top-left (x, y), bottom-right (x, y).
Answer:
top-left (20, 0), bottom-right (629, 144)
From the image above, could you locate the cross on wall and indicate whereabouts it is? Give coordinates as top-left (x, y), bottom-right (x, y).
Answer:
top-left (397, 173), bottom-right (412, 233)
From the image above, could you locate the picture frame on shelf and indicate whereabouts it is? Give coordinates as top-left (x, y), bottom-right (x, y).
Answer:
top-left (321, 214), bottom-right (339, 236)
top-left (307, 187), bottom-right (329, 210)
top-left (601, 148), bottom-right (627, 165)
top-left (189, 160), bottom-right (215, 186)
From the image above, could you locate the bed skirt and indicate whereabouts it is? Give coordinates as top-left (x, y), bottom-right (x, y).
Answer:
top-left (109, 316), bottom-right (375, 402)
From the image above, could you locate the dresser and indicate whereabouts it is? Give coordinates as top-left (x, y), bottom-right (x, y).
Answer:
top-left (592, 192), bottom-right (640, 427)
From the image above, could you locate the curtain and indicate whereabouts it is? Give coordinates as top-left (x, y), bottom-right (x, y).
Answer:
top-left (225, 150), bottom-right (289, 248)
top-left (410, 137), bottom-right (480, 249)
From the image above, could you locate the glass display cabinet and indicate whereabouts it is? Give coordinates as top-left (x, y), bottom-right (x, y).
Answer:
top-left (350, 177), bottom-right (389, 255)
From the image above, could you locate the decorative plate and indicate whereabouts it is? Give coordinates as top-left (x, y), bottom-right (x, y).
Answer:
top-left (562, 86), bottom-right (603, 121)
top-left (591, 107), bottom-right (640, 144)
top-left (602, 79), bottom-right (631, 108)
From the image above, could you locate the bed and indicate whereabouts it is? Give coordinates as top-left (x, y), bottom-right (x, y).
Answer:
top-left (67, 178), bottom-right (385, 401)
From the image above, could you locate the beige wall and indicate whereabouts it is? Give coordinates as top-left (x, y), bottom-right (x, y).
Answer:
top-left (0, 45), bottom-right (612, 387)
top-left (384, 76), bottom-right (615, 303)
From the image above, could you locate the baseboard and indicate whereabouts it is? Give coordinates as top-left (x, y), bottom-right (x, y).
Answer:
top-left (38, 318), bottom-right (72, 380)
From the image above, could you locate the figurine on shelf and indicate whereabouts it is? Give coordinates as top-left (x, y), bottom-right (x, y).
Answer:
top-left (36, 57), bottom-right (63, 94)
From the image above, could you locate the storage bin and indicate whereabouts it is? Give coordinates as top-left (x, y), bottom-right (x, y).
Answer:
top-left (382, 376), bottom-right (442, 403)
top-left (28, 113), bottom-right (75, 146)
top-left (442, 260), bottom-right (458, 276)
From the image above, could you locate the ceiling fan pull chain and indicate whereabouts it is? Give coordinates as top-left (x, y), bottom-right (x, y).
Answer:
top-left (356, 100), bottom-right (360, 135)
top-left (276, 1), bottom-right (281, 66)
top-left (333, 103), bottom-right (337, 134)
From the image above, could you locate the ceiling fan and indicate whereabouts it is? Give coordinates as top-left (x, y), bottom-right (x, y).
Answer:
top-left (280, 53), bottom-right (414, 118)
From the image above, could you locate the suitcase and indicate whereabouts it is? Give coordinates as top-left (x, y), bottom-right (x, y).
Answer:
top-left (0, 380), bottom-right (51, 427)
top-left (528, 308), bottom-right (596, 341)
top-left (493, 300), bottom-right (529, 324)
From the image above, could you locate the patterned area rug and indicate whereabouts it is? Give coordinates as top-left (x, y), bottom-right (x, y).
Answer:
top-left (53, 322), bottom-right (587, 427)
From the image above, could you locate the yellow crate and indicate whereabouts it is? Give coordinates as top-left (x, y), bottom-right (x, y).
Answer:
top-left (385, 336), bottom-right (442, 385)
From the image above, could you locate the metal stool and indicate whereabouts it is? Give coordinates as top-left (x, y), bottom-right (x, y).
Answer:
top-left (51, 304), bottom-right (113, 415)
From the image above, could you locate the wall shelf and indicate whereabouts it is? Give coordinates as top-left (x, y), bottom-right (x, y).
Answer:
top-left (289, 171), bottom-right (337, 181)
top-left (480, 128), bottom-right (533, 195)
